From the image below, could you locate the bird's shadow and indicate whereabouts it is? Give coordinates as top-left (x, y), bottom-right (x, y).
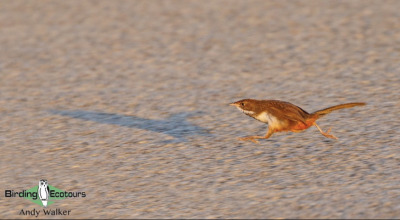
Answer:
top-left (49, 110), bottom-right (212, 143)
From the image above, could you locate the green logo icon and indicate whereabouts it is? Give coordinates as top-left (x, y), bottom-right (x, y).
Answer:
top-left (23, 180), bottom-right (68, 207)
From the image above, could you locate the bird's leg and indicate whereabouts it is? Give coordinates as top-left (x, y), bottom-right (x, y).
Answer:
top-left (264, 128), bottom-right (274, 139)
top-left (314, 123), bottom-right (338, 139)
top-left (238, 129), bottom-right (274, 144)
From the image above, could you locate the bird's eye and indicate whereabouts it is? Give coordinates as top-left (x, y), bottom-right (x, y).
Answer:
top-left (241, 102), bottom-right (245, 106)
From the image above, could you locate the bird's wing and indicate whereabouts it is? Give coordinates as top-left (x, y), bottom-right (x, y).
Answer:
top-left (264, 101), bottom-right (309, 125)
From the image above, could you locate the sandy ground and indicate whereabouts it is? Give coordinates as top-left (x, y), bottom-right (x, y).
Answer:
top-left (1, 0), bottom-right (400, 218)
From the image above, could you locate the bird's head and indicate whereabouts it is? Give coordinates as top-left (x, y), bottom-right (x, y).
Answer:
top-left (229, 99), bottom-right (258, 116)
top-left (39, 179), bottom-right (48, 186)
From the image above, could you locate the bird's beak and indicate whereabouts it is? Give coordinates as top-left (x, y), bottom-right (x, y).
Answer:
top-left (229, 102), bottom-right (238, 107)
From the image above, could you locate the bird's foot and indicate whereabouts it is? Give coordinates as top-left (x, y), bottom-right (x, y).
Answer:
top-left (322, 128), bottom-right (338, 140)
top-left (238, 136), bottom-right (260, 144)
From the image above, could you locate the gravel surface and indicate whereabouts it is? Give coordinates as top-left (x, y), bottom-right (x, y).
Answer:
top-left (1, 0), bottom-right (400, 218)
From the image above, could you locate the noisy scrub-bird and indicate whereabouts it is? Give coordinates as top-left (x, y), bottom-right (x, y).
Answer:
top-left (230, 99), bottom-right (365, 143)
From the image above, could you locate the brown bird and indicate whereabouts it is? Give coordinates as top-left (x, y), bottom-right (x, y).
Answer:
top-left (230, 99), bottom-right (365, 143)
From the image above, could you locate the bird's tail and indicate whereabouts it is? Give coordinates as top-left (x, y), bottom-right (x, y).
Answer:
top-left (310, 102), bottom-right (366, 120)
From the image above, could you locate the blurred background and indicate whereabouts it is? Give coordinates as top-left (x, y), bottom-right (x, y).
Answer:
top-left (0, 0), bottom-right (399, 218)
